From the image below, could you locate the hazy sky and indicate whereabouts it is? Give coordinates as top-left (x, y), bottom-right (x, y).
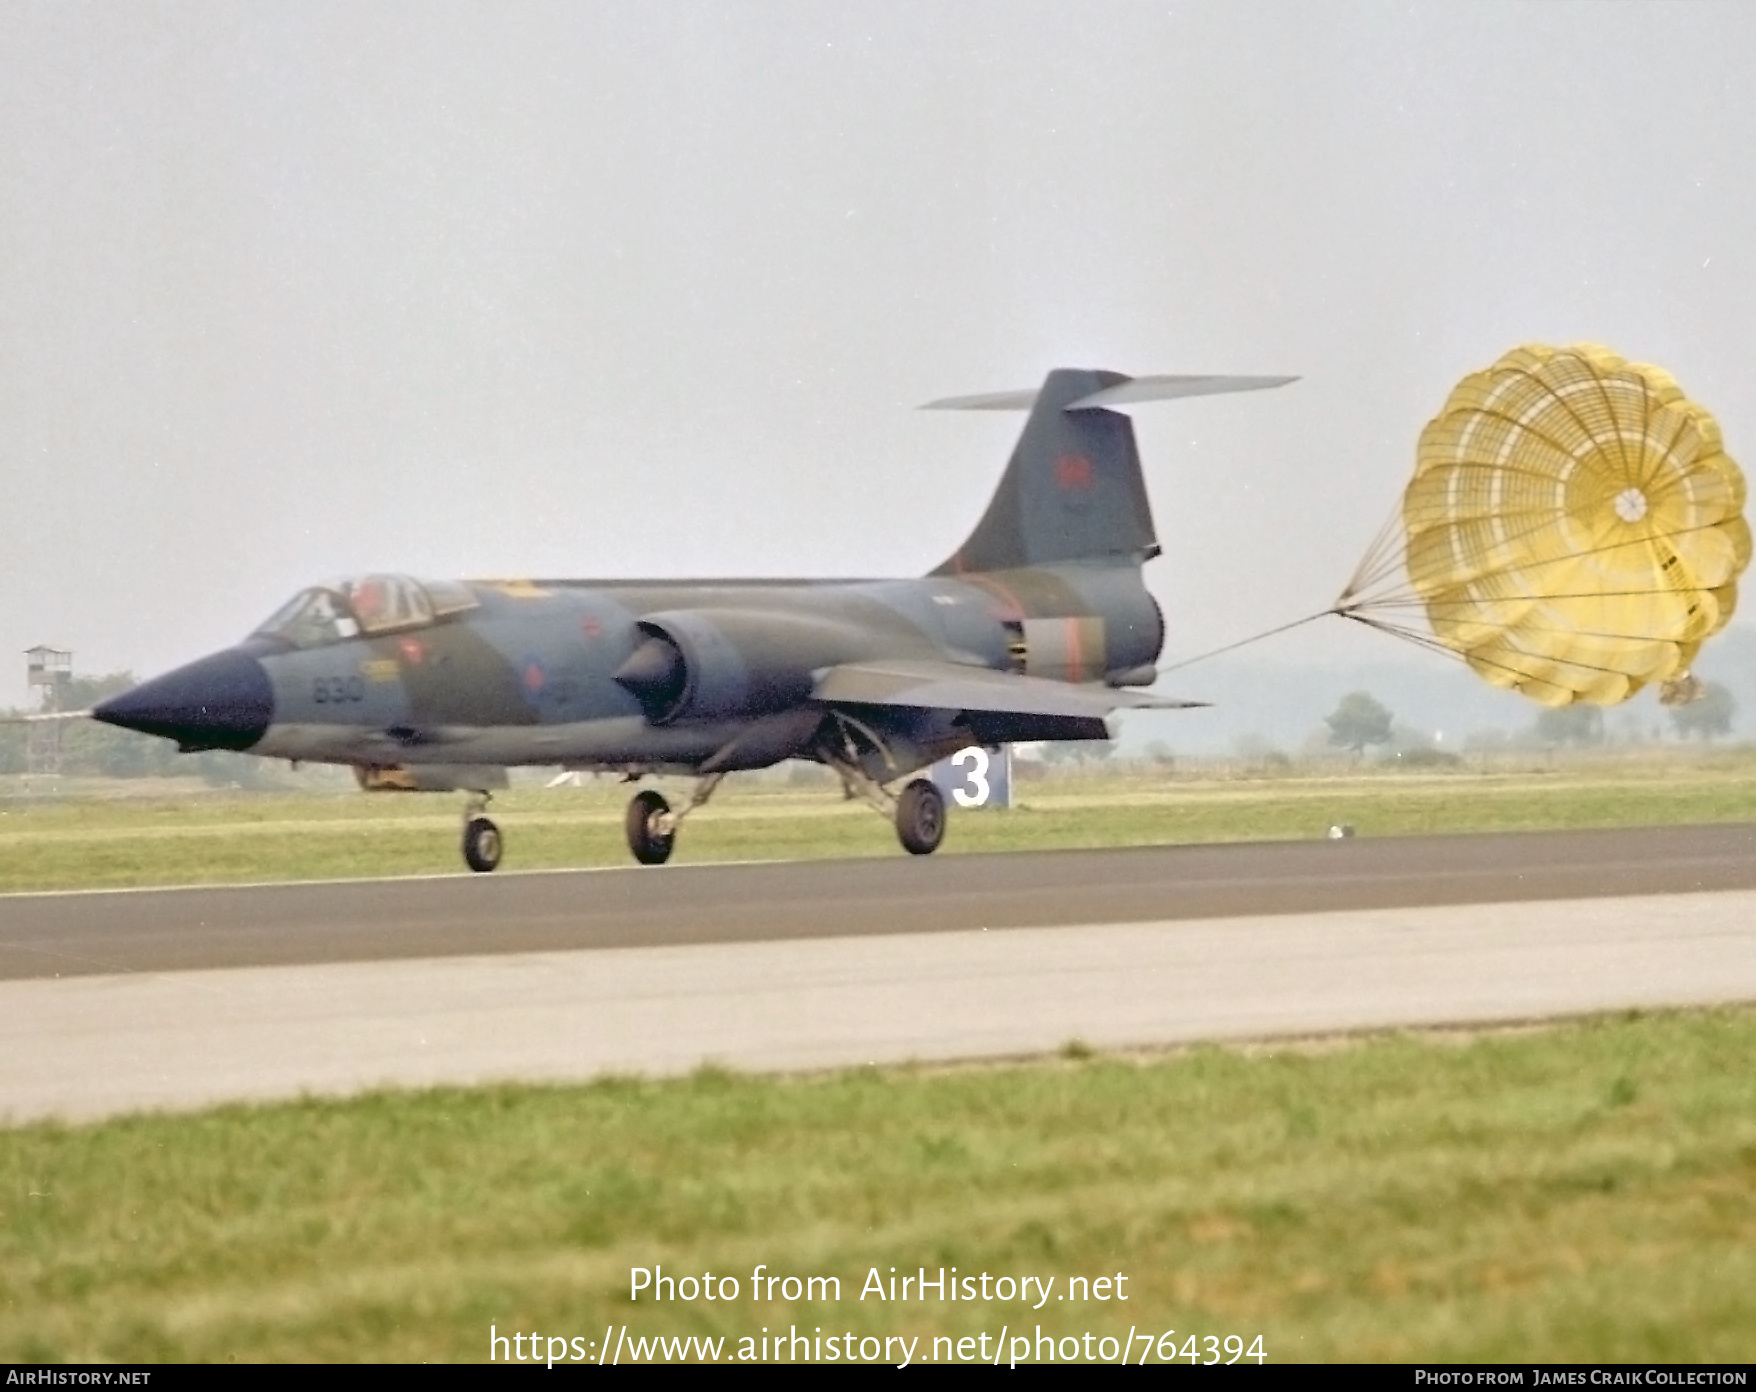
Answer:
top-left (4, 1), bottom-right (1754, 709)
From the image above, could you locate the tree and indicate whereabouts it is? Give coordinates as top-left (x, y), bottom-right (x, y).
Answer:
top-left (0, 720), bottom-right (23, 775)
top-left (63, 673), bottom-right (136, 709)
top-left (1324, 691), bottom-right (1393, 756)
top-left (1533, 704), bottom-right (1604, 748)
top-left (1669, 682), bottom-right (1736, 741)
top-left (56, 673), bottom-right (180, 777)
top-left (1143, 740), bottom-right (1176, 768)
top-left (1042, 739), bottom-right (1116, 765)
top-left (10, 671), bottom-right (182, 779)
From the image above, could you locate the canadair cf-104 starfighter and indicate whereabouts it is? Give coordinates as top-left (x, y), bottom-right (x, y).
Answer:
top-left (92, 368), bottom-right (1292, 869)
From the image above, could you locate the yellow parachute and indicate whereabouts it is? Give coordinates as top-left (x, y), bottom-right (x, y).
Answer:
top-left (1338, 344), bottom-right (1750, 706)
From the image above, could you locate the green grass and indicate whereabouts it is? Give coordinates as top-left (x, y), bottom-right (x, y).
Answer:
top-left (2, 747), bottom-right (1755, 894)
top-left (3, 1008), bottom-right (1754, 1363)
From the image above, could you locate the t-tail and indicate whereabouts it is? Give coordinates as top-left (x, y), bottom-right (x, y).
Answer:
top-left (926, 368), bottom-right (1295, 576)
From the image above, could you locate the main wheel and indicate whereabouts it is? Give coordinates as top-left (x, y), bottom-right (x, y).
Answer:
top-left (625, 789), bottom-right (675, 865)
top-left (894, 778), bottom-right (946, 856)
top-left (462, 815), bottom-right (503, 873)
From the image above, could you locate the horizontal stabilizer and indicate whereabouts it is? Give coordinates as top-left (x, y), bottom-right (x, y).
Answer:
top-left (813, 658), bottom-right (1204, 719)
top-left (922, 373), bottom-right (1295, 413)
top-left (1067, 374), bottom-right (1297, 409)
top-left (920, 388), bottom-right (1042, 412)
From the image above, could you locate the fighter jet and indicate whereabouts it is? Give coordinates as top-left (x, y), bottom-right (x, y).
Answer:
top-left (92, 367), bottom-right (1292, 869)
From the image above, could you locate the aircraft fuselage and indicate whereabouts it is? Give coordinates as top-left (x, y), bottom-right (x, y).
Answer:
top-left (90, 365), bottom-right (1293, 864)
top-left (100, 561), bottom-right (1164, 784)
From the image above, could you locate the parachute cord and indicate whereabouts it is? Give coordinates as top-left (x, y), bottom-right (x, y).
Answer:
top-left (1335, 500), bottom-right (1409, 608)
top-left (1334, 608), bottom-right (1665, 689)
top-left (1155, 609), bottom-right (1337, 675)
top-left (1154, 596), bottom-right (1676, 690)
top-left (1341, 512), bottom-right (1734, 614)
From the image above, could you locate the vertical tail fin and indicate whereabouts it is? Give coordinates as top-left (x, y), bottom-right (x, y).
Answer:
top-left (929, 369), bottom-right (1153, 575)
top-left (925, 368), bottom-right (1295, 575)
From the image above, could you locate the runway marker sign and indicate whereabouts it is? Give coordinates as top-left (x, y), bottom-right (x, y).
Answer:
top-left (931, 745), bottom-right (1012, 809)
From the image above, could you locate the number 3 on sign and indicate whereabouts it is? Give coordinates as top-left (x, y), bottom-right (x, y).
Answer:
top-left (930, 745), bottom-right (1009, 810)
top-left (949, 746), bottom-right (990, 807)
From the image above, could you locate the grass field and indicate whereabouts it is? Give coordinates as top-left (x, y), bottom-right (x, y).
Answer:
top-left (5, 750), bottom-right (1752, 1363)
top-left (3, 1008), bottom-right (1754, 1363)
top-left (2, 746), bottom-right (1755, 893)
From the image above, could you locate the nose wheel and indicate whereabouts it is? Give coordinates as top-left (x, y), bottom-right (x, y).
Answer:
top-left (460, 791), bottom-right (503, 873)
top-left (462, 815), bottom-right (503, 872)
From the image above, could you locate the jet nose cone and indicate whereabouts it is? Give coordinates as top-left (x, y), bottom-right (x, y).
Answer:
top-left (92, 648), bottom-right (273, 751)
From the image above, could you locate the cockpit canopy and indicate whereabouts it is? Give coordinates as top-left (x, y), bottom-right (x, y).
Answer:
top-left (254, 575), bottom-right (479, 649)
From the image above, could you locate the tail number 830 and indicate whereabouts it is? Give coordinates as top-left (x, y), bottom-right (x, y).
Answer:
top-left (312, 675), bottom-right (367, 704)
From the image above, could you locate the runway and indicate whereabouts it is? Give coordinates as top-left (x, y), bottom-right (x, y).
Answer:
top-left (5, 822), bottom-right (1755, 981)
top-left (3, 825), bottom-right (1754, 1122)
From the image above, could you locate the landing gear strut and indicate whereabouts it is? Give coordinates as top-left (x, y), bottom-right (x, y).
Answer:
top-left (822, 737), bottom-right (949, 857)
top-left (460, 791), bottom-right (503, 873)
top-left (623, 773), bottom-right (725, 866)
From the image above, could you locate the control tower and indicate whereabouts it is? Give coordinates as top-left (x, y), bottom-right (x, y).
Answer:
top-left (25, 645), bottom-right (72, 778)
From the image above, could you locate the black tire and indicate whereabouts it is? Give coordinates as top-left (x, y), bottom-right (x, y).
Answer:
top-left (625, 789), bottom-right (675, 866)
top-left (894, 778), bottom-right (946, 856)
top-left (462, 816), bottom-right (502, 873)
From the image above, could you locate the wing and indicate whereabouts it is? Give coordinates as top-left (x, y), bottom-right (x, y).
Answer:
top-left (812, 659), bottom-right (1204, 718)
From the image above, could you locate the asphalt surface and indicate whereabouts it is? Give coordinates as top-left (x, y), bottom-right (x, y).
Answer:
top-left (4, 885), bottom-right (1755, 1122)
top-left (5, 825), bottom-right (1754, 1122)
top-left (4, 822), bottom-right (1755, 982)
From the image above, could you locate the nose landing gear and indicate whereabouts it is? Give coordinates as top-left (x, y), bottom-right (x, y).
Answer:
top-left (458, 752), bottom-right (951, 871)
top-left (460, 790), bottom-right (503, 873)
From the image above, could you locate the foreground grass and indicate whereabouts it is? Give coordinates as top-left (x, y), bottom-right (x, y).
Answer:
top-left (2, 748), bottom-right (1755, 893)
top-left (3, 1009), bottom-right (1754, 1363)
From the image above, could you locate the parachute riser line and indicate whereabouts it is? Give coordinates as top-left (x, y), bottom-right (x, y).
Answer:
top-left (1337, 608), bottom-right (1695, 704)
top-left (1156, 610), bottom-right (1337, 675)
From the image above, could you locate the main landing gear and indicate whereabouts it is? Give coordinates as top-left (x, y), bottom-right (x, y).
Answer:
top-left (624, 772), bottom-right (724, 866)
top-left (452, 774), bottom-right (733, 871)
top-left (625, 789), bottom-right (674, 865)
top-left (620, 767), bottom-right (945, 865)
top-left (893, 778), bottom-right (946, 856)
top-left (822, 746), bottom-right (948, 858)
top-left (461, 791), bottom-right (503, 873)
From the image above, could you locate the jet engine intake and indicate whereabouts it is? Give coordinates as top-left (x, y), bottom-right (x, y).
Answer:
top-left (612, 609), bottom-right (861, 725)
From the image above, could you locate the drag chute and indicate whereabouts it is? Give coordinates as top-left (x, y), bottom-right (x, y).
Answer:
top-left (1337, 343), bottom-right (1750, 706)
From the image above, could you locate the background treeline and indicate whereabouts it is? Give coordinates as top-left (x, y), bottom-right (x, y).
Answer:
top-left (0, 673), bottom-right (286, 786)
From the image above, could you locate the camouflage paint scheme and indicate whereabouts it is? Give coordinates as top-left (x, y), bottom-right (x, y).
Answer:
top-left (255, 561), bottom-right (1162, 777)
top-left (93, 367), bottom-right (1291, 858)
